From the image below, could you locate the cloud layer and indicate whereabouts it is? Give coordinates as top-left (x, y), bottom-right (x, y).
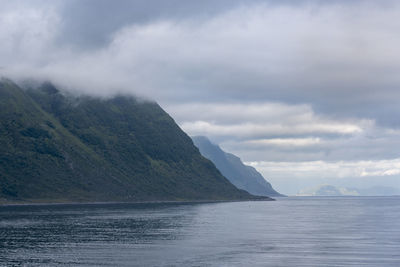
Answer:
top-left (2, 0), bottom-right (400, 117)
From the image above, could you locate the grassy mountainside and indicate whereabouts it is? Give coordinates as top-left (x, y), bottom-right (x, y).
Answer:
top-left (192, 136), bottom-right (283, 197)
top-left (0, 79), bottom-right (267, 203)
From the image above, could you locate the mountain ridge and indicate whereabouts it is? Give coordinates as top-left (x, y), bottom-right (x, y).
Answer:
top-left (297, 184), bottom-right (400, 196)
top-left (0, 79), bottom-right (271, 203)
top-left (192, 136), bottom-right (283, 197)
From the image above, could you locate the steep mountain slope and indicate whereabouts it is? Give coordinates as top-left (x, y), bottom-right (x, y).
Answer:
top-left (192, 136), bottom-right (283, 197)
top-left (0, 79), bottom-right (266, 202)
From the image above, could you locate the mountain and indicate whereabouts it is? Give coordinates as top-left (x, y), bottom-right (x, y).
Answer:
top-left (0, 79), bottom-right (269, 203)
top-left (297, 184), bottom-right (400, 196)
top-left (297, 185), bottom-right (359, 196)
top-left (192, 136), bottom-right (283, 197)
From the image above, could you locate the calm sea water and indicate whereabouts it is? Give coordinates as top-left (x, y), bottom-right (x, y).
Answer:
top-left (0, 197), bottom-right (399, 266)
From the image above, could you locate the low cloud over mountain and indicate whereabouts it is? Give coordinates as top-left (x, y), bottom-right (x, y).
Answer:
top-left (1, 0), bottom-right (400, 194)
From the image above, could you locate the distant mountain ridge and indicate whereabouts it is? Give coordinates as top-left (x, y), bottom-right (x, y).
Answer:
top-left (192, 136), bottom-right (283, 197)
top-left (0, 79), bottom-right (269, 203)
top-left (297, 185), bottom-right (359, 196)
top-left (297, 184), bottom-right (400, 196)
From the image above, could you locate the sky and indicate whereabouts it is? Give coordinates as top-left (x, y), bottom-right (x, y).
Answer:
top-left (1, 0), bottom-right (400, 195)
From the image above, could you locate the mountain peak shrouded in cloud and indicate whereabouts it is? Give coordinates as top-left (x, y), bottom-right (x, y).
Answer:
top-left (1, 0), bottom-right (400, 194)
top-left (0, 79), bottom-right (264, 202)
top-left (2, 0), bottom-right (400, 114)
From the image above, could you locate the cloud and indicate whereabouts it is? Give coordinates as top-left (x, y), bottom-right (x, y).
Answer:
top-left (180, 119), bottom-right (363, 138)
top-left (166, 102), bottom-right (382, 161)
top-left (2, 0), bottom-right (400, 123)
top-left (361, 169), bottom-right (400, 177)
top-left (245, 138), bottom-right (322, 147)
top-left (0, 1), bottom-right (60, 64)
top-left (167, 102), bottom-right (367, 139)
top-left (246, 158), bottom-right (400, 179)
top-left (56, 0), bottom-right (271, 49)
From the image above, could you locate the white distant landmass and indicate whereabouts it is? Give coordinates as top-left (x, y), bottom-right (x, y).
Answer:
top-left (297, 185), bottom-right (400, 196)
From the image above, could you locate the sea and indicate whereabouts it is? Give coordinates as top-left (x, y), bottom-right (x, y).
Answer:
top-left (0, 196), bottom-right (399, 266)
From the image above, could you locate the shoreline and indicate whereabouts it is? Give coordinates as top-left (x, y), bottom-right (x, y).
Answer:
top-left (0, 197), bottom-right (274, 207)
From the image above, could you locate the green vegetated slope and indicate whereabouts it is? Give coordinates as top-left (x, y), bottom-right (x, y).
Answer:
top-left (0, 80), bottom-right (266, 203)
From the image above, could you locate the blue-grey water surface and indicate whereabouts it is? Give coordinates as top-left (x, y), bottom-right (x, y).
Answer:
top-left (0, 197), bottom-right (399, 266)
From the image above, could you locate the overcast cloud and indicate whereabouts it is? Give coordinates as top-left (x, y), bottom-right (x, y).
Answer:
top-left (1, 0), bottom-right (400, 194)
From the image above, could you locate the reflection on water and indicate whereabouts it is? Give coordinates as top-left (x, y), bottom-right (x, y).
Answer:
top-left (1, 197), bottom-right (400, 266)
